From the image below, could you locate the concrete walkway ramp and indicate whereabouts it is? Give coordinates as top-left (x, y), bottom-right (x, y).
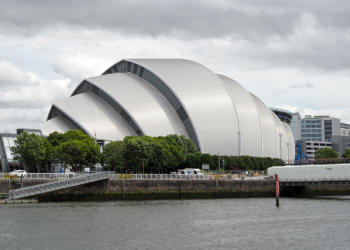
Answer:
top-left (7, 172), bottom-right (110, 200)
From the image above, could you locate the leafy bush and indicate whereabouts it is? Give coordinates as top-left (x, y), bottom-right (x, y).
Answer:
top-left (315, 148), bottom-right (338, 159)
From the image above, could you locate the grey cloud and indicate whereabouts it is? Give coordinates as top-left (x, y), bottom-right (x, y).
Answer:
top-left (0, 0), bottom-right (349, 40)
top-left (1, 0), bottom-right (350, 73)
top-left (0, 0), bottom-right (307, 40)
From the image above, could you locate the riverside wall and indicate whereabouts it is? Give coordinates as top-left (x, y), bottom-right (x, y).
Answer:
top-left (2, 179), bottom-right (350, 201)
top-left (37, 179), bottom-right (276, 201)
top-left (0, 179), bottom-right (275, 201)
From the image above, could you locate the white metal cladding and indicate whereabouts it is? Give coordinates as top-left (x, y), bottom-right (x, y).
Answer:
top-left (271, 112), bottom-right (289, 161)
top-left (282, 122), bottom-right (296, 161)
top-left (76, 73), bottom-right (188, 137)
top-left (40, 115), bottom-right (77, 135)
top-left (267, 164), bottom-right (350, 181)
top-left (105, 59), bottom-right (240, 155)
top-left (50, 92), bottom-right (136, 140)
top-left (249, 93), bottom-right (278, 158)
top-left (218, 74), bottom-right (263, 157)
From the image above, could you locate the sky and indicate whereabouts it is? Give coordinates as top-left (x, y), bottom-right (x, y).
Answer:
top-left (1, 0), bottom-right (350, 132)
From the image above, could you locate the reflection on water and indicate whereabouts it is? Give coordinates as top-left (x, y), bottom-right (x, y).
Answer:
top-left (1, 198), bottom-right (350, 250)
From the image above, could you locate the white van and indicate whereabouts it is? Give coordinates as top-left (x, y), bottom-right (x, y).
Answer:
top-left (178, 168), bottom-right (203, 177)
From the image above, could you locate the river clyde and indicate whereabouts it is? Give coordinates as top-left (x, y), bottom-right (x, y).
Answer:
top-left (1, 198), bottom-right (350, 250)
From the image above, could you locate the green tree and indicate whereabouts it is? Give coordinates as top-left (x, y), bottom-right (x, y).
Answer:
top-left (55, 130), bottom-right (101, 171)
top-left (123, 136), bottom-right (152, 173)
top-left (315, 148), bottom-right (338, 159)
top-left (47, 131), bottom-right (66, 146)
top-left (342, 148), bottom-right (350, 158)
top-left (102, 140), bottom-right (125, 171)
top-left (40, 137), bottom-right (55, 172)
top-left (11, 132), bottom-right (47, 172)
top-left (57, 140), bottom-right (88, 171)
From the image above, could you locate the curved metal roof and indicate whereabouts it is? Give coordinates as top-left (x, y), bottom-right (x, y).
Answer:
top-left (105, 59), bottom-right (240, 155)
top-left (250, 93), bottom-right (279, 158)
top-left (52, 91), bottom-right (136, 141)
top-left (73, 72), bottom-right (188, 137)
top-left (219, 74), bottom-right (263, 157)
top-left (40, 116), bottom-right (77, 135)
top-left (271, 111), bottom-right (289, 160)
top-left (282, 122), bottom-right (296, 162)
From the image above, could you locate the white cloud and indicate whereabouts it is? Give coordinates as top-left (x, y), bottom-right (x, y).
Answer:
top-left (0, 60), bottom-right (72, 132)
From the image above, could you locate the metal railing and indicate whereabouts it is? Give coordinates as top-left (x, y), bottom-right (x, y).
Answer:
top-left (0, 172), bottom-right (270, 182)
top-left (109, 174), bottom-right (270, 181)
top-left (280, 177), bottom-right (350, 182)
top-left (7, 172), bottom-right (111, 200)
top-left (0, 172), bottom-right (116, 180)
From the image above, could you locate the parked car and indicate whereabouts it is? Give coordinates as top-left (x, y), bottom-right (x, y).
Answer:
top-left (9, 170), bottom-right (27, 177)
top-left (192, 169), bottom-right (204, 176)
top-left (178, 168), bottom-right (204, 177)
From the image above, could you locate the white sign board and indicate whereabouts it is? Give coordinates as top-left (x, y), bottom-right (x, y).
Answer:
top-left (202, 164), bottom-right (209, 170)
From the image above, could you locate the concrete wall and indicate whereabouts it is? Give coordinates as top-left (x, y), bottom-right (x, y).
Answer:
top-left (0, 179), bottom-right (274, 201)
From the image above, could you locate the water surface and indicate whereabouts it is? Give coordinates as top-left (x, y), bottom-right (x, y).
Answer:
top-left (1, 198), bottom-right (350, 250)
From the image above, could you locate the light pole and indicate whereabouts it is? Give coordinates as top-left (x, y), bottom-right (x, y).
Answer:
top-left (279, 134), bottom-right (282, 159)
top-left (238, 131), bottom-right (242, 156)
top-left (218, 154), bottom-right (220, 173)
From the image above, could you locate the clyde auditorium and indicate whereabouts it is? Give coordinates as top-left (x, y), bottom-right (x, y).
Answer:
top-left (41, 59), bottom-right (295, 161)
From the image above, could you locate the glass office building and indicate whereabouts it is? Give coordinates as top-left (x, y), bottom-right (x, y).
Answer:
top-left (0, 133), bottom-right (20, 172)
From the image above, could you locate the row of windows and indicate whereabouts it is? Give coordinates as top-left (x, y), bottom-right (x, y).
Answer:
top-left (306, 143), bottom-right (331, 146)
top-left (302, 120), bottom-right (321, 124)
top-left (301, 129), bottom-right (321, 133)
top-left (302, 134), bottom-right (322, 138)
top-left (301, 125), bottom-right (321, 128)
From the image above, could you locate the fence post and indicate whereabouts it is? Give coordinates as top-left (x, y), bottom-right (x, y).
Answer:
top-left (275, 174), bottom-right (280, 207)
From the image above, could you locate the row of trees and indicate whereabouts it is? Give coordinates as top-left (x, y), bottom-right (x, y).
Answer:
top-left (11, 130), bottom-right (285, 173)
top-left (103, 135), bottom-right (285, 173)
top-left (183, 153), bottom-right (285, 172)
top-left (314, 148), bottom-right (350, 159)
top-left (102, 134), bottom-right (198, 173)
top-left (11, 130), bottom-right (101, 172)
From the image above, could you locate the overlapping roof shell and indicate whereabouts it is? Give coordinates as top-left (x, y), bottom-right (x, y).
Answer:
top-left (41, 59), bottom-right (295, 161)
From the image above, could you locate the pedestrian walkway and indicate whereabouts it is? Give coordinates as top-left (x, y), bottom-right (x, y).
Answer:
top-left (7, 172), bottom-right (110, 200)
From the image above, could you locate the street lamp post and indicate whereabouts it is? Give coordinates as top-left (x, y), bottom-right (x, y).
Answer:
top-left (218, 154), bottom-right (220, 173)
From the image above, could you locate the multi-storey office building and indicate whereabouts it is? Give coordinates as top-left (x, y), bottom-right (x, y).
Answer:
top-left (332, 135), bottom-right (350, 156)
top-left (301, 115), bottom-right (341, 142)
top-left (340, 123), bottom-right (350, 136)
top-left (305, 140), bottom-right (333, 159)
top-left (292, 113), bottom-right (350, 159)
